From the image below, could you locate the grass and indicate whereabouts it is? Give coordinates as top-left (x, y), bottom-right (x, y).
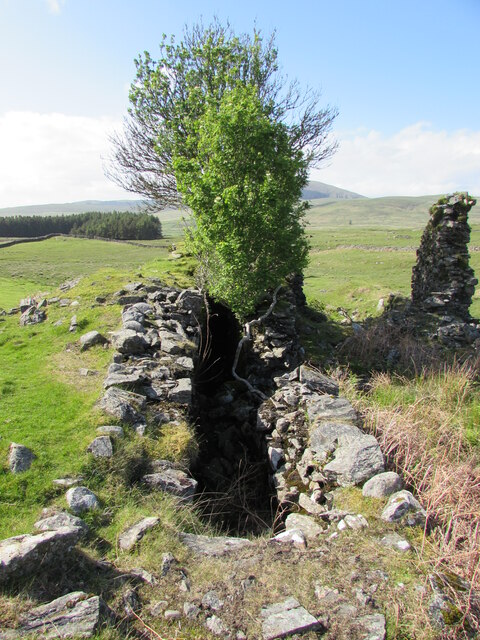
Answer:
top-left (337, 362), bottom-right (480, 600)
top-left (2, 225), bottom-right (480, 637)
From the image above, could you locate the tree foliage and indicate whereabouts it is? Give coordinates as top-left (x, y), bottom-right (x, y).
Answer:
top-left (174, 84), bottom-right (309, 316)
top-left (109, 20), bottom-right (337, 208)
top-left (109, 20), bottom-right (337, 318)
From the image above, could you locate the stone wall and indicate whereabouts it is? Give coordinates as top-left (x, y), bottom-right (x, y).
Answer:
top-left (411, 192), bottom-right (477, 320)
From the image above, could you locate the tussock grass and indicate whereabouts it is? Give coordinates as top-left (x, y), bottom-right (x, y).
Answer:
top-left (340, 363), bottom-right (480, 600)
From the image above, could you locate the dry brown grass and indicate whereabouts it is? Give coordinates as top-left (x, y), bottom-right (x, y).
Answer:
top-left (339, 362), bottom-right (480, 631)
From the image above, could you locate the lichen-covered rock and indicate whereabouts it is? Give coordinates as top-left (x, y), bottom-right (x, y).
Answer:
top-left (80, 330), bottom-right (108, 351)
top-left (0, 528), bottom-right (81, 584)
top-left (110, 329), bottom-right (149, 355)
top-left (306, 395), bottom-right (357, 423)
top-left (0, 591), bottom-right (112, 638)
top-left (169, 378), bottom-right (192, 404)
top-left (179, 532), bottom-right (252, 556)
top-left (309, 422), bottom-right (363, 462)
top-left (98, 387), bottom-right (146, 425)
top-left (8, 443), bottom-right (35, 473)
top-left (87, 436), bottom-right (113, 458)
top-left (142, 468), bottom-right (197, 501)
top-left (66, 486), bottom-right (99, 514)
top-left (34, 512), bottom-right (88, 535)
top-left (362, 471), bottom-right (403, 498)
top-left (285, 513), bottom-right (324, 538)
top-left (261, 597), bottom-right (321, 640)
top-left (380, 532), bottom-right (411, 552)
top-left (118, 517), bottom-right (160, 551)
top-left (323, 434), bottom-right (384, 486)
top-left (299, 365), bottom-right (339, 395)
top-left (380, 490), bottom-right (427, 526)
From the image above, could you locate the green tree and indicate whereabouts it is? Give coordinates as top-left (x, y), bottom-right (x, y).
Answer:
top-left (174, 84), bottom-right (309, 317)
top-left (109, 20), bottom-right (337, 317)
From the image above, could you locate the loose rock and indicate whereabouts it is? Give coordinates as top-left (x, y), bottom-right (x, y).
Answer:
top-left (66, 486), bottom-right (99, 514)
top-left (362, 471), bottom-right (403, 498)
top-left (8, 443), bottom-right (35, 473)
top-left (87, 436), bottom-right (113, 458)
top-left (0, 591), bottom-right (112, 638)
top-left (0, 528), bottom-right (81, 584)
top-left (261, 597), bottom-right (321, 640)
top-left (118, 517), bottom-right (160, 551)
top-left (380, 490), bottom-right (427, 526)
top-left (80, 330), bottom-right (108, 351)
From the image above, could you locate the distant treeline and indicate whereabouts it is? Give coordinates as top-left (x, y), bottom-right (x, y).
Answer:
top-left (0, 211), bottom-right (162, 240)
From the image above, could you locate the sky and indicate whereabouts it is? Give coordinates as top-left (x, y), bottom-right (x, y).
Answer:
top-left (0, 0), bottom-right (479, 207)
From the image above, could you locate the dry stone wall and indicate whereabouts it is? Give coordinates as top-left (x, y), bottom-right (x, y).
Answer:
top-left (411, 192), bottom-right (478, 320)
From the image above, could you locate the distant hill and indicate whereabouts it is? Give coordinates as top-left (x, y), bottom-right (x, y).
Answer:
top-left (2, 186), bottom-right (478, 234)
top-left (303, 181), bottom-right (365, 200)
top-left (0, 181), bottom-right (363, 218)
top-left (307, 194), bottom-right (480, 228)
top-left (0, 199), bottom-right (146, 217)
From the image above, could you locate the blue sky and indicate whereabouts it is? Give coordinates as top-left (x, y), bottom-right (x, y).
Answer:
top-left (0, 0), bottom-right (479, 206)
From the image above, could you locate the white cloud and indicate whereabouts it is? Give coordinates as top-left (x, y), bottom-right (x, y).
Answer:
top-left (1, 114), bottom-right (479, 209)
top-left (0, 111), bottom-right (137, 208)
top-left (312, 122), bottom-right (480, 197)
top-left (46, 0), bottom-right (65, 15)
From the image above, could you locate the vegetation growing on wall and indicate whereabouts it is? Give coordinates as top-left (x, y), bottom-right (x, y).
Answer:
top-left (109, 19), bottom-right (337, 317)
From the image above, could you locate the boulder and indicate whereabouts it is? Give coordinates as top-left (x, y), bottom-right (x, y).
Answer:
top-left (356, 614), bottom-right (386, 640)
top-left (270, 529), bottom-right (307, 549)
top-left (19, 308), bottom-right (46, 326)
top-left (66, 486), bottom-right (99, 514)
top-left (177, 289), bottom-right (203, 315)
top-left (362, 471), bottom-right (403, 498)
top-left (122, 320), bottom-right (145, 333)
top-left (169, 378), bottom-right (192, 404)
top-left (129, 302), bottom-right (153, 315)
top-left (337, 514), bottom-right (368, 531)
top-left (380, 532), bottom-right (411, 552)
top-left (261, 597), bottom-right (321, 640)
top-left (309, 422), bottom-right (363, 461)
top-left (0, 528), bottom-right (81, 584)
top-left (87, 436), bottom-right (113, 458)
top-left (323, 434), bottom-right (384, 486)
top-left (98, 387), bottom-right (146, 425)
top-left (118, 517), bottom-right (160, 551)
top-left (159, 330), bottom-right (184, 354)
top-left (34, 512), bottom-right (88, 535)
top-left (80, 331), bottom-right (108, 351)
top-left (0, 591), bottom-right (112, 638)
top-left (117, 295), bottom-right (146, 305)
top-left (103, 370), bottom-right (146, 389)
top-left (8, 443), bottom-right (35, 473)
top-left (110, 330), bottom-right (149, 355)
top-left (142, 469), bottom-right (197, 501)
top-left (306, 395), bottom-right (357, 423)
top-left (205, 615), bottom-right (228, 636)
top-left (179, 532), bottom-right (252, 557)
top-left (285, 513), bottom-right (324, 538)
top-left (380, 490), bottom-right (427, 526)
top-left (299, 366), bottom-right (339, 395)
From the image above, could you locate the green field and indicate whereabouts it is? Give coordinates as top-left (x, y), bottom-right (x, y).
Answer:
top-left (1, 224), bottom-right (479, 638)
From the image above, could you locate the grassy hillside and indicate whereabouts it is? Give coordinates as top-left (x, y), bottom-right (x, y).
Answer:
top-left (307, 194), bottom-right (480, 228)
top-left (1, 234), bottom-right (479, 638)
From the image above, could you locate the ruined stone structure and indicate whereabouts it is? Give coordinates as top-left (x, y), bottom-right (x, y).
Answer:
top-left (411, 192), bottom-right (477, 320)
